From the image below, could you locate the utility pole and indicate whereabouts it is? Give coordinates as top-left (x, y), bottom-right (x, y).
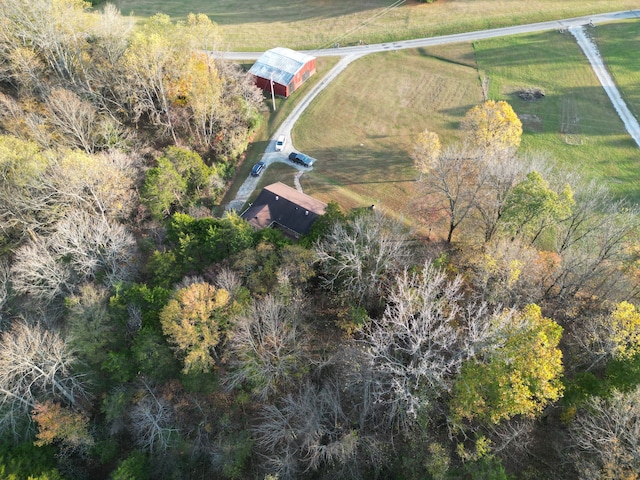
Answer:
top-left (270, 73), bottom-right (276, 111)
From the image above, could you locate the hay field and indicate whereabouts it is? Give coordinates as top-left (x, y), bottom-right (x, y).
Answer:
top-left (104, 0), bottom-right (640, 51)
top-left (288, 26), bottom-right (640, 225)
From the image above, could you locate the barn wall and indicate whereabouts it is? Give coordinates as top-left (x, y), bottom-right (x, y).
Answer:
top-left (291, 59), bottom-right (317, 92)
top-left (254, 76), bottom-right (289, 97)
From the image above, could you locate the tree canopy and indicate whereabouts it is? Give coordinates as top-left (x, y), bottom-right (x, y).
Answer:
top-left (461, 100), bottom-right (523, 152)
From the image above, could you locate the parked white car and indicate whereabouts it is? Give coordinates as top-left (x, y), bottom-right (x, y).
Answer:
top-left (275, 135), bottom-right (286, 151)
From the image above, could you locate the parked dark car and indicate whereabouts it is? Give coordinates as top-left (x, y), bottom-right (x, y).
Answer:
top-left (251, 161), bottom-right (266, 176)
top-left (288, 152), bottom-right (315, 167)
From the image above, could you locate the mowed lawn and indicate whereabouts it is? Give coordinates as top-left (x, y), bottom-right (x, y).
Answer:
top-left (290, 26), bottom-right (640, 227)
top-left (292, 47), bottom-right (482, 217)
top-left (103, 0), bottom-right (640, 51)
top-left (592, 20), bottom-right (640, 123)
top-left (473, 30), bottom-right (640, 200)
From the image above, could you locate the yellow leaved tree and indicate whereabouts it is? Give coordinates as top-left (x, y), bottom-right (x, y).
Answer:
top-left (461, 100), bottom-right (522, 152)
top-left (160, 281), bottom-right (231, 374)
top-left (451, 304), bottom-right (564, 424)
top-left (411, 129), bottom-right (441, 179)
top-left (609, 301), bottom-right (640, 360)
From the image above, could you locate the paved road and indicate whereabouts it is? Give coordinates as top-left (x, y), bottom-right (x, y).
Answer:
top-left (223, 9), bottom-right (640, 212)
top-left (218, 9), bottom-right (640, 61)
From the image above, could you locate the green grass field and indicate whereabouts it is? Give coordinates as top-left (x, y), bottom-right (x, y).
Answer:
top-left (102, 0), bottom-right (640, 51)
top-left (592, 20), bottom-right (640, 123)
top-left (292, 47), bottom-right (482, 218)
top-left (286, 24), bottom-right (640, 228)
top-left (473, 29), bottom-right (640, 200)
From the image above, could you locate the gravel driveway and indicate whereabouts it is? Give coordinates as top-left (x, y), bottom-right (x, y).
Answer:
top-left (570, 25), bottom-right (640, 147)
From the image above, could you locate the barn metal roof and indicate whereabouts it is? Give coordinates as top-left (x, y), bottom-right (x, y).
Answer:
top-left (248, 47), bottom-right (315, 86)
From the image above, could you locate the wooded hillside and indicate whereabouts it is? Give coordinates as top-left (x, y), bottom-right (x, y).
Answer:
top-left (1, 2), bottom-right (640, 480)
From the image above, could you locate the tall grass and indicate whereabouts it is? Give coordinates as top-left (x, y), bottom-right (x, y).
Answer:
top-left (104, 0), bottom-right (640, 51)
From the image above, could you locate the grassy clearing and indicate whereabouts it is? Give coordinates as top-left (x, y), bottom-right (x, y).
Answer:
top-left (103, 0), bottom-right (640, 51)
top-left (473, 30), bottom-right (640, 200)
top-left (591, 20), bottom-right (640, 122)
top-left (292, 47), bottom-right (482, 220)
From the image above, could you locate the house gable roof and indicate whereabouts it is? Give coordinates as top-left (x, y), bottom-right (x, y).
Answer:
top-left (240, 182), bottom-right (326, 238)
top-left (248, 47), bottom-right (315, 87)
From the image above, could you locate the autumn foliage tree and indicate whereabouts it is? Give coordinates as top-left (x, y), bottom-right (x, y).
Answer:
top-left (32, 401), bottom-right (93, 452)
top-left (461, 100), bottom-right (522, 153)
top-left (411, 129), bottom-right (441, 179)
top-left (0, 3), bottom-right (262, 157)
top-left (160, 281), bottom-right (231, 374)
top-left (416, 143), bottom-right (487, 242)
top-left (451, 304), bottom-right (564, 424)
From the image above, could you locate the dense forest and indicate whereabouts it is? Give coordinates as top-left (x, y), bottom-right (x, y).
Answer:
top-left (1, 1), bottom-right (640, 479)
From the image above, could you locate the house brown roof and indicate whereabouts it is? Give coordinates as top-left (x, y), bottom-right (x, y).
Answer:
top-left (240, 182), bottom-right (327, 238)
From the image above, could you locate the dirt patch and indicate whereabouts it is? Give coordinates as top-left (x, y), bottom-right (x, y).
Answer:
top-left (561, 134), bottom-right (585, 146)
top-left (519, 113), bottom-right (543, 132)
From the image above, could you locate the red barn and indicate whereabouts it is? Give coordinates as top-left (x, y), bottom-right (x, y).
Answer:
top-left (248, 47), bottom-right (316, 98)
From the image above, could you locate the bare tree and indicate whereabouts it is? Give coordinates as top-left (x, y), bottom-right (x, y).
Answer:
top-left (417, 143), bottom-right (487, 243)
top-left (0, 138), bottom-right (139, 249)
top-left (52, 149), bottom-right (140, 221)
top-left (315, 208), bottom-right (413, 309)
top-left (0, 93), bottom-right (51, 146)
top-left (0, 321), bottom-right (87, 438)
top-left (486, 418), bottom-right (535, 467)
top-left (473, 148), bottom-right (528, 243)
top-left (53, 210), bottom-right (138, 288)
top-left (544, 202), bottom-right (640, 302)
top-left (358, 262), bottom-right (494, 431)
top-left (254, 382), bottom-right (362, 480)
top-left (10, 238), bottom-right (73, 305)
top-left (0, 0), bottom-right (94, 87)
top-left (122, 15), bottom-right (180, 143)
top-left (554, 179), bottom-right (612, 254)
top-left (129, 382), bottom-right (178, 453)
top-left (0, 258), bottom-right (9, 322)
top-left (566, 312), bottom-right (616, 372)
top-left (10, 210), bottom-right (137, 305)
top-left (212, 266), bottom-right (242, 297)
top-left (569, 387), bottom-right (640, 480)
top-left (225, 294), bottom-right (308, 400)
top-left (45, 88), bottom-right (98, 152)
